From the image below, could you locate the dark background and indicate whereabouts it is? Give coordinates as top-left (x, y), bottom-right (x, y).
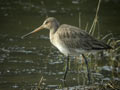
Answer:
top-left (0, 0), bottom-right (120, 90)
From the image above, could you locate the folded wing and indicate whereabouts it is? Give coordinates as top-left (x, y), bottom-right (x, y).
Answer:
top-left (56, 24), bottom-right (112, 50)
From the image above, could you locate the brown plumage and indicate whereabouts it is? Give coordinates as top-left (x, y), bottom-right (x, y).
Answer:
top-left (21, 17), bottom-right (112, 81)
top-left (22, 17), bottom-right (111, 56)
top-left (57, 24), bottom-right (111, 50)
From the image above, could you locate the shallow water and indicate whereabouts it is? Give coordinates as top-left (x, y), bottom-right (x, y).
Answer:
top-left (0, 0), bottom-right (120, 90)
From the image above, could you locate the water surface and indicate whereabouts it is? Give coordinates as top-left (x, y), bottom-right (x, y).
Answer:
top-left (0, 0), bottom-right (120, 90)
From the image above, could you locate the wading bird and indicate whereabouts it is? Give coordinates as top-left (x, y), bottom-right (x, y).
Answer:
top-left (21, 17), bottom-right (112, 82)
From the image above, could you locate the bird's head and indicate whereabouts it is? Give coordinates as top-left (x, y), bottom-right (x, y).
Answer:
top-left (21, 17), bottom-right (59, 39)
top-left (43, 17), bottom-right (59, 30)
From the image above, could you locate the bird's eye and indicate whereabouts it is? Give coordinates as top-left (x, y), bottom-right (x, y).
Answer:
top-left (45, 21), bottom-right (49, 24)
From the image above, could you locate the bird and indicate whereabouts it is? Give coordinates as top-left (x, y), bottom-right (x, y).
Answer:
top-left (21, 17), bottom-right (112, 83)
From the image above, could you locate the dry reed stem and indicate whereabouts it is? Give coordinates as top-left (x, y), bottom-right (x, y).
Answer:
top-left (89, 0), bottom-right (101, 36)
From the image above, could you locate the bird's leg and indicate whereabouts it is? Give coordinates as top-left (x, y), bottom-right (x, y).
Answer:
top-left (63, 55), bottom-right (70, 80)
top-left (82, 54), bottom-right (91, 84)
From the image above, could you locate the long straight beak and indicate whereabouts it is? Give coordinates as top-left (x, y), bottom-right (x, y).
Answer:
top-left (21, 25), bottom-right (44, 39)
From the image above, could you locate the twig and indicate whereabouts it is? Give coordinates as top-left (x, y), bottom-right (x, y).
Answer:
top-left (35, 76), bottom-right (44, 90)
top-left (79, 12), bottom-right (82, 28)
top-left (89, 0), bottom-right (101, 36)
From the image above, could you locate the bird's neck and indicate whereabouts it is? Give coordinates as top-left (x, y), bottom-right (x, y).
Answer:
top-left (50, 24), bottom-right (59, 35)
top-left (49, 29), bottom-right (57, 40)
top-left (49, 26), bottom-right (59, 43)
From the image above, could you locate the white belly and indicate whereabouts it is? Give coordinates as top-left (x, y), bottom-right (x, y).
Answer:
top-left (50, 39), bottom-right (87, 56)
top-left (50, 33), bottom-right (70, 56)
top-left (52, 40), bottom-right (70, 56)
top-left (50, 34), bottom-right (96, 56)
